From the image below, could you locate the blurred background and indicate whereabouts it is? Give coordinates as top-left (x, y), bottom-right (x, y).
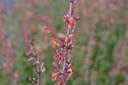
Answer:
top-left (0, 0), bottom-right (128, 85)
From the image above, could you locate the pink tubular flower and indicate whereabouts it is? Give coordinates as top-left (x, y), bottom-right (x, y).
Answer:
top-left (50, 38), bottom-right (60, 47)
top-left (43, 26), bottom-right (56, 36)
top-left (69, 16), bottom-right (80, 29)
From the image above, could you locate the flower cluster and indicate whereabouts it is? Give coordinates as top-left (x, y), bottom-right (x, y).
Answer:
top-left (52, 57), bottom-right (73, 85)
top-left (25, 0), bottom-right (79, 85)
top-left (43, 1), bottom-right (79, 85)
top-left (25, 35), bottom-right (46, 85)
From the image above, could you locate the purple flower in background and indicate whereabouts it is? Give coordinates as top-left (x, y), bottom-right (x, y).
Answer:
top-left (25, 35), bottom-right (46, 85)
top-left (6, 0), bottom-right (15, 15)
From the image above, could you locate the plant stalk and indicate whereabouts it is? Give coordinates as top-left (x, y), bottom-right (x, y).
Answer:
top-left (62, 2), bottom-right (73, 85)
top-left (37, 64), bottom-right (41, 85)
top-left (35, 58), bottom-right (41, 85)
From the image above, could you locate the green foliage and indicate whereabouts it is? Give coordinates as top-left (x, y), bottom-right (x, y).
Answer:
top-left (117, 74), bottom-right (125, 84)
top-left (13, 51), bottom-right (36, 85)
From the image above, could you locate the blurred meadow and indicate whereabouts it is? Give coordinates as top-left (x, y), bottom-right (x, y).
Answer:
top-left (0, 0), bottom-right (128, 85)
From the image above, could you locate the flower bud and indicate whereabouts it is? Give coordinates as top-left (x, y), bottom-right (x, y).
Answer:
top-left (65, 37), bottom-right (70, 43)
top-left (52, 62), bottom-right (58, 68)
